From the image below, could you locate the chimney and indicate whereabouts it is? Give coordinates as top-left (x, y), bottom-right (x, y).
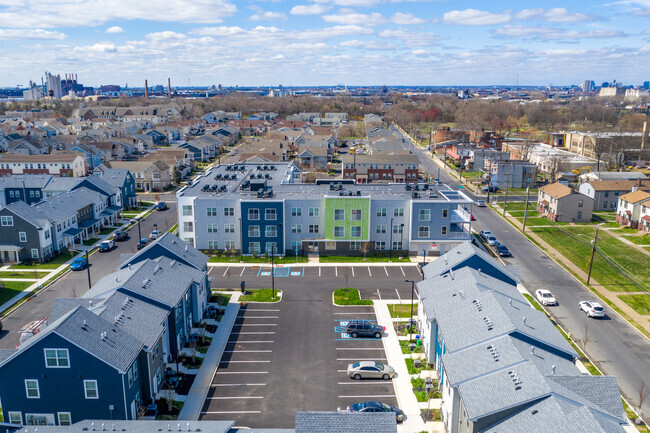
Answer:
top-left (641, 121), bottom-right (647, 150)
top-left (168, 77), bottom-right (172, 99)
top-left (523, 316), bottom-right (527, 326)
top-left (551, 365), bottom-right (556, 375)
top-left (145, 79), bottom-right (149, 99)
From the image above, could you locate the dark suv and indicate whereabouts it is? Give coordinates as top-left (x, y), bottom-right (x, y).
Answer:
top-left (346, 320), bottom-right (384, 339)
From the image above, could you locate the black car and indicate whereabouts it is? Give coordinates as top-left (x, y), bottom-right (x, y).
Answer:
top-left (345, 320), bottom-right (384, 339)
top-left (113, 231), bottom-right (129, 241)
top-left (347, 401), bottom-right (405, 422)
top-left (496, 243), bottom-right (511, 257)
top-left (136, 238), bottom-right (149, 250)
top-left (482, 186), bottom-right (499, 193)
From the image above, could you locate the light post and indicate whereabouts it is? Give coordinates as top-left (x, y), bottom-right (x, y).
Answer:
top-left (406, 279), bottom-right (415, 343)
top-left (85, 249), bottom-right (91, 290)
top-left (389, 217), bottom-right (394, 262)
top-left (239, 217), bottom-right (243, 262)
top-left (270, 244), bottom-right (276, 299)
top-left (400, 223), bottom-right (404, 255)
top-left (421, 249), bottom-right (427, 272)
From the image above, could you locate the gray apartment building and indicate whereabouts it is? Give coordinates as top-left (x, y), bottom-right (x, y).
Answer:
top-left (485, 159), bottom-right (537, 189)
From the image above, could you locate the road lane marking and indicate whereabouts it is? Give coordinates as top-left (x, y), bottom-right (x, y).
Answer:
top-left (211, 383), bottom-right (266, 387)
top-left (377, 289), bottom-right (381, 300)
top-left (400, 266), bottom-right (405, 276)
top-left (222, 267), bottom-right (229, 277)
top-left (368, 267), bottom-right (372, 276)
top-left (337, 358), bottom-right (387, 361)
top-left (201, 411), bottom-right (262, 414)
top-left (240, 268), bottom-right (245, 277)
top-left (223, 350), bottom-right (272, 353)
top-left (395, 289), bottom-right (401, 301)
top-left (351, 267), bottom-right (355, 277)
top-left (319, 267), bottom-right (321, 277)
top-left (335, 266), bottom-right (338, 277)
top-left (230, 331), bottom-right (276, 335)
top-left (384, 267), bottom-right (389, 276)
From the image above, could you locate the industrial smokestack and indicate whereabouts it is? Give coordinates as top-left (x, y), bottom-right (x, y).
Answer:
top-left (75, 74), bottom-right (78, 82)
top-left (168, 77), bottom-right (171, 99)
top-left (145, 79), bottom-right (149, 99)
top-left (642, 121), bottom-right (647, 150)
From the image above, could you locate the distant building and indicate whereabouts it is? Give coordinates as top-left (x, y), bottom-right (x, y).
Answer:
top-left (538, 183), bottom-right (593, 223)
top-left (582, 80), bottom-right (593, 92)
top-left (45, 72), bottom-right (62, 98)
top-left (484, 159), bottom-right (537, 188)
top-left (0, 152), bottom-right (87, 177)
top-left (598, 87), bottom-right (625, 97)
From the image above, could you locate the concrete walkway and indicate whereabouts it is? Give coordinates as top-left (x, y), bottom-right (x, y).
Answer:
top-left (207, 260), bottom-right (425, 268)
top-left (179, 293), bottom-right (241, 421)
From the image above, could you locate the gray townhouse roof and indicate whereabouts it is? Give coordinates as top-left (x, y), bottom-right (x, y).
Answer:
top-left (546, 375), bottom-right (626, 422)
top-left (15, 420), bottom-right (235, 433)
top-left (35, 187), bottom-right (107, 223)
top-left (295, 412), bottom-right (397, 433)
top-left (3, 200), bottom-right (50, 229)
top-left (422, 241), bottom-right (519, 283)
top-left (0, 348), bottom-right (17, 363)
top-left (0, 174), bottom-right (53, 190)
top-left (77, 175), bottom-right (118, 197)
top-left (119, 232), bottom-right (208, 271)
top-left (49, 298), bottom-right (101, 322)
top-left (98, 168), bottom-right (130, 187)
top-left (42, 176), bottom-right (82, 193)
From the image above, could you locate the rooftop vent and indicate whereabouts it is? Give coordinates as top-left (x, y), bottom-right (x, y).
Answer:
top-left (483, 316), bottom-right (494, 331)
top-left (487, 344), bottom-right (499, 362)
top-left (472, 299), bottom-right (483, 312)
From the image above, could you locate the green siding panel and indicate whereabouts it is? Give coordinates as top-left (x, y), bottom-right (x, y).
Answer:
top-left (324, 197), bottom-right (370, 241)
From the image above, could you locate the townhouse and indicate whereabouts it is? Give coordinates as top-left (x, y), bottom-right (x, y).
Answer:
top-left (94, 168), bottom-right (138, 208)
top-left (616, 189), bottom-right (650, 229)
top-left (180, 135), bottom-right (223, 162)
top-left (341, 154), bottom-right (420, 183)
top-left (538, 182), bottom-right (593, 223)
top-left (0, 175), bottom-right (53, 206)
top-left (177, 162), bottom-right (474, 257)
top-left (0, 152), bottom-right (87, 177)
top-left (578, 179), bottom-right (650, 211)
top-left (102, 161), bottom-right (171, 192)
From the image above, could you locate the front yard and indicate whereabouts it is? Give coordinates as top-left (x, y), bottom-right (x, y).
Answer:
top-left (0, 281), bottom-right (33, 306)
top-left (320, 254), bottom-right (411, 263)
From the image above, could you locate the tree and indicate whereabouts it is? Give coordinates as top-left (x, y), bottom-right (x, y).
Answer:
top-left (547, 154), bottom-right (569, 181)
top-left (361, 243), bottom-right (370, 260)
top-left (160, 389), bottom-right (176, 412)
top-left (171, 166), bottom-right (181, 184)
top-left (519, 139), bottom-right (534, 161)
top-left (343, 268), bottom-right (351, 287)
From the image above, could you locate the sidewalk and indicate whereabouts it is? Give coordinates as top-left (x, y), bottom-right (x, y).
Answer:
top-left (207, 260), bottom-right (423, 268)
top-left (179, 293), bottom-right (241, 421)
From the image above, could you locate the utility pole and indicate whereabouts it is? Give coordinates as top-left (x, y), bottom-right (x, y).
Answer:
top-left (137, 219), bottom-right (142, 242)
top-left (522, 186), bottom-right (531, 232)
top-left (85, 249), bottom-right (91, 290)
top-left (587, 228), bottom-right (600, 285)
top-left (405, 279), bottom-right (415, 343)
top-left (502, 164), bottom-right (513, 217)
top-left (271, 245), bottom-right (275, 299)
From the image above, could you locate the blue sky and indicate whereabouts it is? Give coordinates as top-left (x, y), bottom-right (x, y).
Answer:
top-left (0, 0), bottom-right (649, 87)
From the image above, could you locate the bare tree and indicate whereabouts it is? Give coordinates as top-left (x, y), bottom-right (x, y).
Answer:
top-left (361, 243), bottom-right (370, 260)
top-left (547, 154), bottom-right (569, 182)
top-left (519, 139), bottom-right (534, 162)
top-left (160, 389), bottom-right (176, 412)
top-left (343, 268), bottom-right (351, 287)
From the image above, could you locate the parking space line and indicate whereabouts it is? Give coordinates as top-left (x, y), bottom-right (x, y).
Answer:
top-left (337, 358), bottom-right (387, 361)
top-left (384, 267), bottom-right (389, 276)
top-left (338, 395), bottom-right (396, 398)
top-left (333, 312), bottom-right (374, 315)
top-left (400, 266), bottom-right (405, 276)
top-left (233, 323), bottom-right (277, 326)
top-left (256, 267), bottom-right (261, 277)
top-left (236, 316), bottom-right (279, 319)
top-left (242, 309), bottom-right (280, 311)
top-left (230, 331), bottom-right (276, 335)
top-left (368, 267), bottom-right (372, 276)
top-left (351, 267), bottom-right (355, 277)
top-left (215, 371), bottom-right (269, 374)
top-left (223, 350), bottom-right (272, 353)
top-left (222, 267), bottom-right (230, 277)
top-left (377, 289), bottom-right (381, 300)
top-left (202, 411), bottom-right (262, 414)
top-left (220, 360), bottom-right (271, 363)
top-left (208, 396), bottom-right (264, 400)
top-left (227, 341), bottom-right (275, 344)
top-left (336, 348), bottom-right (385, 350)
top-left (338, 382), bottom-right (392, 385)
top-left (302, 266), bottom-right (305, 276)
top-left (240, 267), bottom-right (245, 277)
top-left (211, 383), bottom-right (266, 387)
top-left (395, 289), bottom-right (401, 301)
top-left (335, 266), bottom-right (338, 277)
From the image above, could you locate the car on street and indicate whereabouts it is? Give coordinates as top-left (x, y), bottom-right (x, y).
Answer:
top-left (579, 301), bottom-right (605, 318)
top-left (230, 149), bottom-right (237, 156)
top-left (98, 240), bottom-right (115, 252)
top-left (479, 230), bottom-right (492, 240)
top-left (495, 243), bottom-right (510, 257)
top-left (486, 235), bottom-right (498, 246)
top-left (345, 320), bottom-right (385, 339)
top-left (482, 186), bottom-right (499, 193)
top-left (346, 401), bottom-right (405, 422)
top-left (535, 289), bottom-right (557, 306)
top-left (149, 230), bottom-right (163, 240)
top-left (70, 256), bottom-right (88, 271)
top-left (113, 231), bottom-right (129, 242)
top-left (156, 202), bottom-right (168, 211)
top-left (475, 200), bottom-right (486, 207)
top-left (434, 178), bottom-right (439, 183)
top-left (137, 238), bottom-right (150, 250)
top-left (347, 361), bottom-right (395, 380)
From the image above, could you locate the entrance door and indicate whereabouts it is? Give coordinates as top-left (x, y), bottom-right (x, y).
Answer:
top-left (130, 400), bottom-right (136, 420)
top-left (308, 242), bottom-right (319, 254)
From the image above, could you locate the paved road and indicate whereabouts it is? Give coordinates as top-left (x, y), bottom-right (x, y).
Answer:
top-left (0, 201), bottom-right (177, 349)
top-left (395, 126), bottom-right (650, 418)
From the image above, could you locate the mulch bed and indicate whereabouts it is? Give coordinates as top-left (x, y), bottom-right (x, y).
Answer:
top-left (204, 324), bottom-right (217, 333)
top-left (175, 373), bottom-right (195, 395)
top-left (421, 409), bottom-right (441, 422)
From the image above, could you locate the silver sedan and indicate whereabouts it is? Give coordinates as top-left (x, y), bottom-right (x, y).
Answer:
top-left (347, 361), bottom-right (395, 380)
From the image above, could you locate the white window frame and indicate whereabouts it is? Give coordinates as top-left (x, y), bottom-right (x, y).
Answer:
top-left (291, 224), bottom-right (302, 234)
top-left (8, 412), bottom-right (22, 425)
top-left (291, 207), bottom-right (302, 217)
top-left (376, 208), bottom-right (386, 217)
top-left (44, 348), bottom-right (70, 368)
top-left (309, 224), bottom-right (319, 234)
top-left (225, 224), bottom-right (235, 233)
top-left (19, 232), bottom-right (27, 242)
top-left (441, 226), bottom-right (447, 235)
top-left (393, 208), bottom-right (404, 217)
top-left (419, 209), bottom-right (431, 221)
top-left (351, 209), bottom-right (362, 221)
top-left (376, 224), bottom-right (386, 234)
top-left (84, 380), bottom-right (98, 399)
top-left (375, 241), bottom-right (386, 250)
top-left (183, 222), bottom-right (194, 233)
top-left (1, 215), bottom-right (14, 226)
top-left (334, 209), bottom-right (345, 221)
top-left (249, 242), bottom-right (261, 254)
top-left (207, 224), bottom-right (218, 233)
top-left (350, 226), bottom-right (362, 238)
top-left (182, 205), bottom-right (192, 216)
top-left (208, 240), bottom-right (218, 250)
top-left (248, 208), bottom-right (260, 220)
top-left (334, 226), bottom-right (345, 237)
top-left (206, 207), bottom-right (217, 216)
top-left (418, 226), bottom-right (430, 238)
top-left (224, 207), bottom-right (234, 216)
top-left (265, 209), bottom-right (277, 220)
top-left (248, 225), bottom-right (260, 237)
top-left (57, 412), bottom-right (71, 426)
top-left (308, 208), bottom-right (319, 217)
top-left (25, 379), bottom-right (40, 398)
top-left (265, 225), bottom-right (277, 237)
top-left (350, 241), bottom-right (361, 251)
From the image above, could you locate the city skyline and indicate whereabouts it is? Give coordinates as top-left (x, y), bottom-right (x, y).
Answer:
top-left (1, 0), bottom-right (649, 87)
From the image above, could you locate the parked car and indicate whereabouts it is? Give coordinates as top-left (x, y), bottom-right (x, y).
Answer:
top-left (98, 240), bottom-right (115, 252)
top-left (347, 361), bottom-right (395, 380)
top-left (479, 230), bottom-right (492, 240)
top-left (346, 401), bottom-right (405, 422)
top-left (137, 238), bottom-right (150, 250)
top-left (156, 202), bottom-right (168, 211)
top-left (70, 257), bottom-right (88, 271)
top-left (579, 301), bottom-right (605, 318)
top-left (495, 243), bottom-right (510, 257)
top-left (482, 186), bottom-right (499, 193)
top-left (475, 200), bottom-right (486, 207)
top-left (486, 235), bottom-right (498, 246)
top-left (345, 320), bottom-right (385, 339)
top-left (113, 231), bottom-right (129, 242)
top-left (230, 149), bottom-right (237, 156)
top-left (149, 230), bottom-right (163, 240)
top-left (535, 289), bottom-right (557, 306)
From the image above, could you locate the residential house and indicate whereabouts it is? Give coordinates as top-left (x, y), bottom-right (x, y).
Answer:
top-left (144, 129), bottom-right (168, 146)
top-left (0, 201), bottom-right (55, 263)
top-left (578, 180), bottom-right (650, 211)
top-left (103, 161), bottom-right (171, 192)
top-left (209, 124), bottom-right (240, 146)
top-left (66, 143), bottom-right (102, 170)
top-left (364, 113), bottom-right (383, 129)
top-left (616, 190), bottom-right (650, 228)
top-left (94, 168), bottom-right (137, 208)
top-left (538, 182), bottom-right (594, 223)
top-left (180, 135), bottom-right (222, 162)
top-left (485, 159), bottom-right (537, 189)
top-left (227, 119), bottom-right (267, 136)
top-left (639, 198), bottom-right (650, 232)
top-left (580, 171), bottom-right (648, 182)
top-left (93, 141), bottom-right (126, 161)
top-left (247, 112), bottom-right (278, 122)
top-left (141, 148), bottom-right (194, 178)
top-left (0, 152), bottom-right (87, 177)
top-left (6, 136), bottom-right (51, 155)
top-left (467, 149), bottom-right (510, 171)
top-left (368, 139), bottom-right (405, 154)
top-left (202, 110), bottom-right (241, 124)
top-left (341, 154), bottom-right (420, 183)
top-left (297, 147), bottom-right (329, 170)
top-left (0, 175), bottom-right (53, 206)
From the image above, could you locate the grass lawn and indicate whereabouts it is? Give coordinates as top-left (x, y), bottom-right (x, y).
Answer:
top-left (239, 288), bottom-right (281, 303)
top-left (333, 288), bottom-right (373, 305)
top-left (320, 255), bottom-right (410, 263)
top-left (389, 303), bottom-right (418, 318)
top-left (592, 212), bottom-right (617, 223)
top-left (209, 292), bottom-right (231, 306)
top-left (0, 280), bottom-right (34, 305)
top-left (83, 238), bottom-right (100, 246)
top-left (0, 270), bottom-right (49, 279)
top-left (400, 339), bottom-right (424, 354)
top-left (501, 202), bottom-right (537, 211)
top-left (208, 255), bottom-right (308, 264)
top-left (621, 234), bottom-right (650, 245)
top-left (10, 253), bottom-right (74, 270)
top-left (603, 222), bottom-right (621, 228)
top-left (619, 294), bottom-right (650, 315)
top-left (522, 293), bottom-right (546, 313)
top-left (531, 226), bottom-right (650, 292)
top-left (507, 210), bottom-right (527, 217)
top-left (515, 217), bottom-right (566, 226)
top-left (611, 227), bottom-right (639, 234)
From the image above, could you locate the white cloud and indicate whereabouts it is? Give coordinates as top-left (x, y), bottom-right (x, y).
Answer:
top-left (0, 0), bottom-right (237, 28)
top-left (390, 12), bottom-right (426, 25)
top-left (0, 28), bottom-right (67, 40)
top-left (411, 49), bottom-right (428, 55)
top-left (322, 11), bottom-right (385, 25)
top-left (495, 25), bottom-right (624, 40)
top-left (290, 4), bottom-right (330, 15)
top-left (73, 42), bottom-right (118, 53)
top-left (516, 8), bottom-right (597, 23)
top-left (189, 26), bottom-right (245, 36)
top-left (443, 9), bottom-right (511, 26)
top-left (633, 8), bottom-right (650, 14)
top-left (105, 26), bottom-right (124, 33)
top-left (145, 31), bottom-right (187, 41)
top-left (249, 11), bottom-right (287, 21)
top-left (340, 39), bottom-right (395, 49)
top-left (313, 0), bottom-right (379, 6)
top-left (378, 29), bottom-right (438, 47)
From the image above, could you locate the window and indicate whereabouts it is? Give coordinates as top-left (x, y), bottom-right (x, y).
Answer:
top-left (291, 241), bottom-right (299, 250)
top-left (418, 226), bottom-right (430, 238)
top-left (265, 209), bottom-right (277, 220)
top-left (266, 242), bottom-right (277, 253)
top-left (291, 224), bottom-right (302, 234)
top-left (128, 368), bottom-right (133, 387)
top-left (350, 241), bottom-right (361, 250)
top-left (31, 249), bottom-right (39, 259)
top-left (249, 242), bottom-right (261, 254)
top-left (577, 211), bottom-right (583, 219)
top-left (8, 190), bottom-right (15, 198)
top-left (309, 208), bottom-right (319, 217)
top-left (334, 209), bottom-right (345, 220)
top-left (375, 241), bottom-right (386, 250)
top-left (376, 208), bottom-right (386, 217)
top-left (44, 349), bottom-right (69, 368)
top-left (604, 191), bottom-right (609, 197)
top-left (248, 208), bottom-right (260, 220)
top-left (376, 224), bottom-right (386, 234)
top-left (334, 226), bottom-right (345, 237)
top-left (326, 241), bottom-right (336, 250)
top-left (207, 207), bottom-right (217, 216)
top-left (351, 209), bottom-right (362, 221)
top-left (132, 363), bottom-right (138, 380)
top-left (1, 216), bottom-right (13, 226)
top-left (248, 226), bottom-right (260, 237)
top-left (442, 209), bottom-right (448, 218)
top-left (419, 209), bottom-right (431, 221)
top-left (309, 224), bottom-right (319, 233)
top-left (182, 205), bottom-right (192, 216)
top-left (604, 201), bottom-right (608, 208)
top-left (224, 207), bottom-right (234, 216)
top-left (578, 199), bottom-right (583, 208)
top-left (208, 240), bottom-right (218, 249)
top-left (184, 238), bottom-right (194, 246)
top-left (394, 208), bottom-right (404, 217)
top-left (291, 207), bottom-right (302, 217)
top-left (19, 232), bottom-right (27, 242)
top-left (8, 412), bottom-right (21, 425)
top-left (25, 380), bottom-right (39, 398)
top-left (350, 226), bottom-right (361, 237)
top-left (265, 225), bottom-right (277, 237)
top-left (393, 224), bottom-right (403, 234)
top-left (225, 224), bottom-right (235, 233)
top-left (84, 380), bottom-right (98, 399)
top-left (207, 224), bottom-right (218, 233)
top-left (183, 222), bottom-right (194, 232)
top-left (441, 226), bottom-right (447, 235)
top-left (392, 241), bottom-right (403, 250)
top-left (225, 240), bottom-right (236, 250)
top-left (57, 413), bottom-right (71, 426)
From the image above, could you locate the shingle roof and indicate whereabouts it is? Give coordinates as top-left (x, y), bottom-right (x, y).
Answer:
top-left (585, 180), bottom-right (650, 191)
top-left (99, 168), bottom-right (129, 187)
top-left (539, 182), bottom-right (574, 199)
top-left (3, 200), bottom-right (50, 229)
top-left (295, 411), bottom-right (397, 433)
top-left (119, 232), bottom-right (208, 271)
top-left (17, 420), bottom-right (234, 433)
top-left (619, 190), bottom-right (650, 203)
top-left (49, 298), bottom-right (100, 322)
top-left (0, 174), bottom-right (53, 189)
top-left (546, 375), bottom-right (625, 421)
top-left (35, 187), bottom-right (106, 223)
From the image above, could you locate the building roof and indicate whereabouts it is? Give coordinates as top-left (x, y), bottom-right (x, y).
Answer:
top-left (98, 168), bottom-right (130, 187)
top-left (582, 180), bottom-right (650, 192)
top-left (15, 421), bottom-right (234, 433)
top-left (584, 171), bottom-right (648, 181)
top-left (106, 160), bottom-right (170, 173)
top-left (119, 232), bottom-right (208, 271)
top-left (341, 154), bottom-right (420, 164)
top-left (35, 187), bottom-right (107, 223)
top-left (3, 200), bottom-right (50, 229)
top-left (0, 174), bottom-right (53, 189)
top-left (295, 412), bottom-right (397, 433)
top-left (0, 150), bottom-right (84, 163)
top-left (539, 182), bottom-right (575, 199)
top-left (619, 190), bottom-right (650, 203)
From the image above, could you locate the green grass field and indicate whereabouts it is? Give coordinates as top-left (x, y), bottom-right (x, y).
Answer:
top-left (621, 234), bottom-right (650, 245)
top-left (208, 255), bottom-right (308, 264)
top-left (10, 253), bottom-right (74, 270)
top-left (320, 255), bottom-right (410, 263)
top-left (388, 303), bottom-right (418, 318)
top-left (0, 281), bottom-right (34, 306)
top-left (0, 270), bottom-right (49, 279)
top-left (239, 288), bottom-right (281, 303)
top-left (333, 288), bottom-right (373, 305)
top-left (619, 295), bottom-right (650, 315)
top-left (502, 202), bottom-right (537, 211)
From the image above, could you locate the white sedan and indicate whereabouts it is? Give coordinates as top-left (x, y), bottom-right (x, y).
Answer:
top-left (535, 289), bottom-right (557, 306)
top-left (579, 301), bottom-right (605, 318)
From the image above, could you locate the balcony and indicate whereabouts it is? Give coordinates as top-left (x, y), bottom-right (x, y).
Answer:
top-left (451, 208), bottom-right (471, 223)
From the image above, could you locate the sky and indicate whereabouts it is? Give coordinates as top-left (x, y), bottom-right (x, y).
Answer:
top-left (0, 0), bottom-right (649, 87)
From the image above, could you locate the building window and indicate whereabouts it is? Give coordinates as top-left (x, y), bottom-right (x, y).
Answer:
top-left (184, 238), bottom-right (194, 246)
top-left (334, 209), bottom-right (346, 221)
top-left (266, 242), bottom-right (277, 253)
top-left (375, 241), bottom-right (386, 250)
top-left (309, 224), bottom-right (319, 233)
top-left (350, 241), bottom-right (361, 250)
top-left (578, 200), bottom-right (583, 207)
top-left (326, 241), bottom-right (336, 250)
top-left (266, 225), bottom-right (277, 237)
top-left (25, 380), bottom-right (40, 398)
top-left (225, 224), bottom-right (235, 233)
top-left (442, 209), bottom-right (448, 218)
top-left (8, 412), bottom-right (22, 425)
top-left (265, 209), bottom-right (277, 220)
top-left (57, 413), bottom-right (71, 426)
top-left (376, 224), bottom-right (386, 234)
top-left (291, 207), bottom-right (302, 217)
top-left (225, 240), bottom-right (235, 250)
top-left (351, 209), bottom-right (362, 221)
top-left (248, 226), bottom-right (260, 237)
top-left (418, 226), bottom-right (430, 238)
top-left (19, 232), bottom-right (27, 242)
top-left (183, 222), bottom-right (194, 232)
top-left (393, 224), bottom-right (403, 234)
top-left (31, 249), bottom-right (39, 259)
top-left (334, 226), bottom-right (345, 237)
top-left (441, 226), bottom-right (447, 235)
top-left (207, 224), bottom-right (218, 233)
top-left (182, 205), bottom-right (192, 216)
top-left (291, 224), bottom-right (302, 234)
top-left (419, 209), bottom-right (431, 221)
top-left (392, 241), bottom-right (403, 250)
top-left (44, 349), bottom-right (69, 368)
top-left (291, 241), bottom-right (299, 251)
top-left (350, 226), bottom-right (362, 237)
top-left (249, 242), bottom-right (261, 254)
top-left (128, 368), bottom-right (134, 388)
top-left (84, 380), bottom-right (98, 399)
top-left (376, 208), bottom-right (386, 217)
top-left (577, 211), bottom-right (583, 219)
top-left (208, 240), bottom-right (218, 250)
top-left (224, 208), bottom-right (234, 216)
top-left (207, 207), bottom-right (217, 216)
top-left (248, 209), bottom-right (260, 220)
top-left (1, 216), bottom-right (13, 226)
top-left (604, 191), bottom-right (609, 197)
top-left (394, 208), bottom-right (404, 217)
top-left (309, 208), bottom-right (319, 217)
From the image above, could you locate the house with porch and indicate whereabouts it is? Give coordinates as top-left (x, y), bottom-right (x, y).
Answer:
top-left (95, 168), bottom-right (137, 209)
top-left (102, 161), bottom-right (171, 192)
top-left (538, 182), bottom-right (593, 223)
top-left (297, 147), bottom-right (328, 169)
top-left (616, 190), bottom-right (650, 229)
top-left (0, 201), bottom-right (55, 263)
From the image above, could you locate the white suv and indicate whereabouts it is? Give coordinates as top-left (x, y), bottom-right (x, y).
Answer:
top-left (579, 301), bottom-right (605, 318)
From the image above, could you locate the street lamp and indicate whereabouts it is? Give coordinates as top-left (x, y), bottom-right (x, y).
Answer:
top-left (400, 223), bottom-right (404, 256)
top-left (405, 279), bottom-right (416, 342)
top-left (239, 217), bottom-right (243, 262)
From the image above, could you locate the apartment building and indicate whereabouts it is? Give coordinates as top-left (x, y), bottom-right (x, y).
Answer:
top-left (0, 152), bottom-right (87, 177)
top-left (538, 182), bottom-right (594, 223)
top-left (579, 180), bottom-right (650, 211)
top-left (485, 159), bottom-right (537, 188)
top-left (341, 154), bottom-right (420, 183)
